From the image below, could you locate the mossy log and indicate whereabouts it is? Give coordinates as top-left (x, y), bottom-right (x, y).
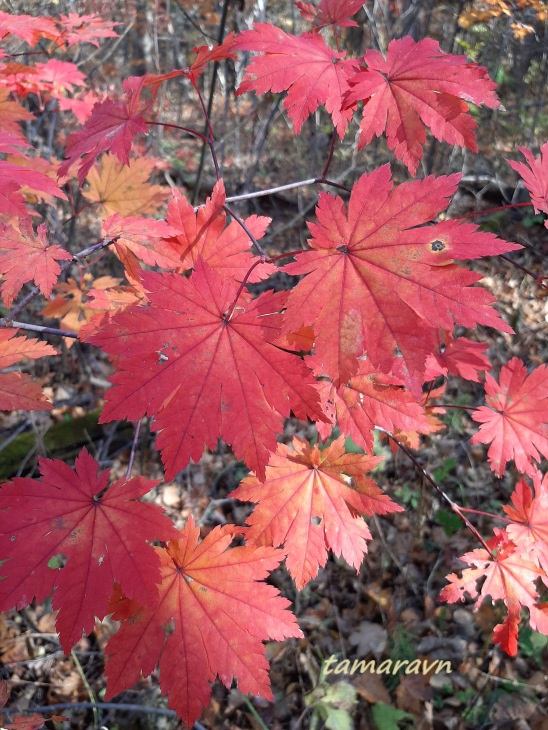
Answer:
top-left (0, 412), bottom-right (133, 480)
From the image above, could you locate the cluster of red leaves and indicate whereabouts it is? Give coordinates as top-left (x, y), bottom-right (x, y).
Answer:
top-left (1, 1), bottom-right (548, 724)
top-left (441, 471), bottom-right (548, 656)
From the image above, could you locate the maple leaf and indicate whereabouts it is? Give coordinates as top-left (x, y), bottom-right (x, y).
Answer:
top-left (295, 0), bottom-right (364, 32)
top-left (55, 13), bottom-right (119, 48)
top-left (5, 155), bottom-right (62, 207)
top-left (503, 471), bottom-right (548, 581)
top-left (471, 358), bottom-right (548, 477)
top-left (235, 23), bottom-right (359, 137)
top-left (86, 259), bottom-right (324, 480)
top-left (0, 154), bottom-right (68, 216)
top-left (389, 384), bottom-right (447, 451)
top-left (231, 436), bottom-right (401, 588)
top-left (142, 34), bottom-right (238, 94)
top-left (83, 154), bottom-right (170, 217)
top-left (424, 332), bottom-right (491, 383)
top-left (0, 88), bottom-right (34, 141)
top-left (163, 180), bottom-right (273, 281)
top-left (57, 89), bottom-right (99, 124)
top-left (41, 274), bottom-right (121, 341)
top-left (34, 60), bottom-right (86, 99)
top-left (311, 357), bottom-right (431, 453)
top-left (439, 529), bottom-right (544, 655)
top-left (507, 143), bottom-right (548, 218)
top-left (0, 448), bottom-right (178, 651)
top-left (282, 165), bottom-right (519, 394)
top-left (0, 328), bottom-right (57, 411)
top-left (344, 37), bottom-right (500, 174)
top-left (102, 214), bottom-right (180, 273)
top-left (0, 12), bottom-right (57, 46)
top-left (58, 77), bottom-right (150, 185)
top-left (0, 219), bottom-right (71, 307)
top-left (104, 516), bottom-right (302, 726)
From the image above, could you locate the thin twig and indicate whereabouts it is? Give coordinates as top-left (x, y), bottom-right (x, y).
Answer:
top-left (0, 702), bottom-right (177, 718)
top-left (70, 650), bottom-right (98, 727)
top-left (126, 420), bottom-right (142, 479)
top-left (225, 178), bottom-right (317, 204)
top-left (6, 321), bottom-right (78, 338)
top-left (376, 427), bottom-right (495, 556)
top-left (499, 253), bottom-right (548, 289)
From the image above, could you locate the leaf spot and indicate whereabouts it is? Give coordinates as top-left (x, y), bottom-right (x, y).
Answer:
top-left (430, 240), bottom-right (446, 252)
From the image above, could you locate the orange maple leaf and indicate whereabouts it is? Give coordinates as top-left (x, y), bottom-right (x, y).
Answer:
top-left (83, 154), bottom-right (170, 217)
top-left (231, 436), bottom-right (402, 588)
top-left (0, 328), bottom-right (57, 411)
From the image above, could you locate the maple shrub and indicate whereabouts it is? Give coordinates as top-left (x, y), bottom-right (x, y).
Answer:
top-left (0, 2), bottom-right (547, 726)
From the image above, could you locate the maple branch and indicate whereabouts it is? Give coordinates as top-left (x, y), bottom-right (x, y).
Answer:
top-left (225, 178), bottom-right (318, 204)
top-left (191, 80), bottom-right (221, 181)
top-left (377, 427), bottom-right (495, 557)
top-left (320, 129), bottom-right (337, 179)
top-left (223, 204), bottom-right (268, 258)
top-left (0, 702), bottom-right (178, 719)
top-left (6, 321), bottom-right (79, 338)
top-left (0, 236), bottom-right (120, 328)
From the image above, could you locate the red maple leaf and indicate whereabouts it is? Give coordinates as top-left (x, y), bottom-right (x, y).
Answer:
top-left (0, 219), bottom-right (72, 307)
top-left (281, 165), bottom-right (518, 394)
top-left (55, 13), bottom-right (119, 48)
top-left (0, 152), bottom-right (68, 216)
top-left (86, 259), bottom-right (324, 480)
top-left (231, 436), bottom-right (401, 588)
top-left (104, 517), bottom-right (301, 726)
top-left (235, 23), bottom-right (359, 137)
top-left (424, 332), bottom-right (491, 383)
top-left (101, 214), bottom-right (181, 273)
top-left (507, 143), bottom-right (548, 218)
top-left (0, 448), bottom-right (178, 651)
top-left (0, 328), bottom-right (57, 411)
top-left (58, 77), bottom-right (149, 184)
top-left (0, 12), bottom-right (57, 46)
top-left (295, 0), bottom-right (364, 32)
top-left (344, 37), bottom-right (500, 174)
top-left (34, 59), bottom-right (86, 99)
top-left (142, 34), bottom-right (238, 94)
top-left (163, 180), bottom-right (273, 281)
top-left (504, 471), bottom-right (548, 580)
top-left (471, 358), bottom-right (548, 477)
top-left (311, 357), bottom-right (431, 452)
top-left (439, 529), bottom-right (544, 655)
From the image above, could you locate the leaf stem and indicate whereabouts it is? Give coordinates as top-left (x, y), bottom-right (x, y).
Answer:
top-left (377, 427), bottom-right (495, 557)
top-left (146, 120), bottom-right (209, 143)
top-left (223, 204), bottom-right (268, 258)
top-left (498, 254), bottom-right (548, 289)
top-left (453, 201), bottom-right (532, 220)
top-left (459, 507), bottom-right (511, 523)
top-left (223, 260), bottom-right (264, 322)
